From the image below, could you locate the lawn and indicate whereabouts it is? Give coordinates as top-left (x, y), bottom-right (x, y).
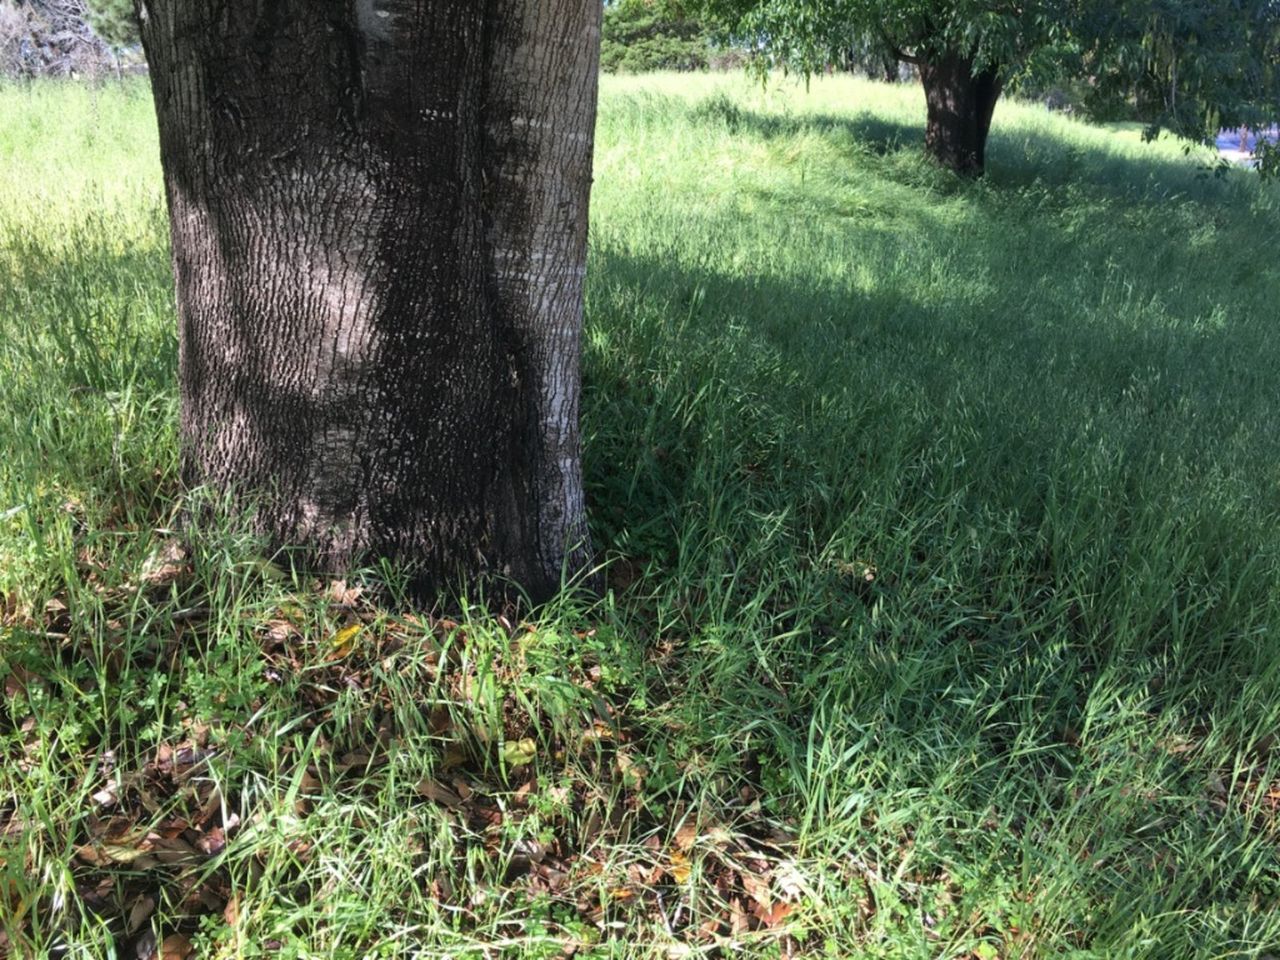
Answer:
top-left (2, 73), bottom-right (1279, 958)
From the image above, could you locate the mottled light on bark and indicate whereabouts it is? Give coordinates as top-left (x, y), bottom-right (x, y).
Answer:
top-left (137, 1), bottom-right (601, 601)
top-left (920, 52), bottom-right (1002, 177)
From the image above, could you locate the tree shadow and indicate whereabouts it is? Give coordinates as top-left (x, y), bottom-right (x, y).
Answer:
top-left (2, 234), bottom-right (178, 397)
top-left (581, 213), bottom-right (1280, 732)
top-left (684, 96), bottom-right (1276, 217)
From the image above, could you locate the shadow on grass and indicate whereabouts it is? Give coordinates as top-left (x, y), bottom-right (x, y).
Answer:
top-left (686, 94), bottom-right (1276, 213)
top-left (580, 235), bottom-right (1280, 951)
top-left (2, 237), bottom-right (177, 396)
top-left (583, 231), bottom-right (1280, 706)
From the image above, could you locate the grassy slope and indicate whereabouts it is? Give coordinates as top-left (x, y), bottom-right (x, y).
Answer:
top-left (2, 74), bottom-right (1279, 958)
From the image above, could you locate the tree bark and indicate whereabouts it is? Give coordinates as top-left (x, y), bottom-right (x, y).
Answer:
top-left (919, 51), bottom-right (1003, 176)
top-left (136, 0), bottom-right (601, 602)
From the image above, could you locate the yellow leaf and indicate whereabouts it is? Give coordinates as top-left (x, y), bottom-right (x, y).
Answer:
top-left (329, 624), bottom-right (362, 658)
top-left (502, 738), bottom-right (537, 767)
top-left (669, 851), bottom-right (692, 883)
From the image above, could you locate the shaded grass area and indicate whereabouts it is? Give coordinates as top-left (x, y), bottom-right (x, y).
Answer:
top-left (2, 74), bottom-right (1280, 958)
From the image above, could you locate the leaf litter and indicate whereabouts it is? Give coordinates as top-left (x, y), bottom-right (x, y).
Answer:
top-left (2, 551), bottom-right (808, 957)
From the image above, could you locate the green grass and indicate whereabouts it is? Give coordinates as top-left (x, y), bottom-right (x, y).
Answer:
top-left (2, 72), bottom-right (1280, 958)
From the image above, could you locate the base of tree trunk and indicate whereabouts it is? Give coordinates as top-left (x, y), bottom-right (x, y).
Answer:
top-left (920, 53), bottom-right (1003, 176)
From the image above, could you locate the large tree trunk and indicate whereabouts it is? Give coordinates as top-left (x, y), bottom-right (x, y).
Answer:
top-left (136, 1), bottom-right (601, 602)
top-left (919, 52), bottom-right (1002, 176)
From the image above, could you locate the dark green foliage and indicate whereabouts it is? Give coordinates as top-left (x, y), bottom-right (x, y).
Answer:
top-left (696, 0), bottom-right (1280, 155)
top-left (83, 0), bottom-right (136, 49)
top-left (601, 0), bottom-right (712, 72)
top-left (1066, 1), bottom-right (1280, 147)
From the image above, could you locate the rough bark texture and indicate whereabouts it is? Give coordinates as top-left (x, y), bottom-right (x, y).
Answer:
top-left (919, 52), bottom-right (1003, 176)
top-left (136, 0), bottom-right (601, 602)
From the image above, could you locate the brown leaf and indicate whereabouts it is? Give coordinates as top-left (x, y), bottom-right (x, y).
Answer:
top-left (223, 896), bottom-right (239, 927)
top-left (740, 871), bottom-right (772, 910)
top-left (326, 579), bottom-right (362, 607)
top-left (294, 769), bottom-right (323, 815)
top-left (141, 540), bottom-right (188, 587)
top-left (3, 664), bottom-right (36, 700)
top-left (643, 860), bottom-right (666, 886)
top-left (159, 933), bottom-right (194, 959)
top-left (697, 915), bottom-right (723, 942)
top-left (150, 836), bottom-right (202, 867)
top-left (126, 896), bottom-right (156, 935)
top-left (1, 813), bottom-right (29, 838)
top-left (416, 780), bottom-right (462, 808)
top-left (615, 751), bottom-right (645, 788)
top-left (750, 900), bottom-right (795, 928)
top-left (673, 820), bottom-right (698, 852)
top-left (196, 826), bottom-right (226, 856)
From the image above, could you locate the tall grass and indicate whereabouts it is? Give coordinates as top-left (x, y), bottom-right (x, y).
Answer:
top-left (1, 73), bottom-right (1278, 958)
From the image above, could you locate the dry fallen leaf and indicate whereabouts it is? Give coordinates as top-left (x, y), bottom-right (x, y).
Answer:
top-left (125, 896), bottom-right (156, 935)
top-left (751, 900), bottom-right (795, 928)
top-left (159, 933), bottom-right (194, 959)
top-left (327, 579), bottom-right (363, 607)
top-left (674, 820), bottom-right (698, 852)
top-left (615, 751), bottom-right (645, 787)
top-left (668, 851), bottom-right (692, 883)
top-left (141, 540), bottom-right (187, 587)
top-left (740, 871), bottom-right (772, 910)
top-left (416, 780), bottom-right (463, 808)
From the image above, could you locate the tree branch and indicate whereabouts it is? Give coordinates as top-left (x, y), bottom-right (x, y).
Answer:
top-left (879, 28), bottom-right (923, 66)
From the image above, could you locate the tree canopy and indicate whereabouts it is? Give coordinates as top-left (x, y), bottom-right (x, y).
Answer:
top-left (83, 0), bottom-right (135, 49)
top-left (601, 0), bottom-right (713, 72)
top-left (696, 0), bottom-right (1280, 169)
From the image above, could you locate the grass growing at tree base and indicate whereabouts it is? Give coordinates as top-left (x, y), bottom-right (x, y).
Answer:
top-left (2, 74), bottom-right (1279, 959)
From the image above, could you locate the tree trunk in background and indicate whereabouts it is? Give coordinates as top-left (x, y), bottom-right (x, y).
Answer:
top-left (919, 52), bottom-right (1002, 176)
top-left (137, 1), bottom-right (601, 602)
